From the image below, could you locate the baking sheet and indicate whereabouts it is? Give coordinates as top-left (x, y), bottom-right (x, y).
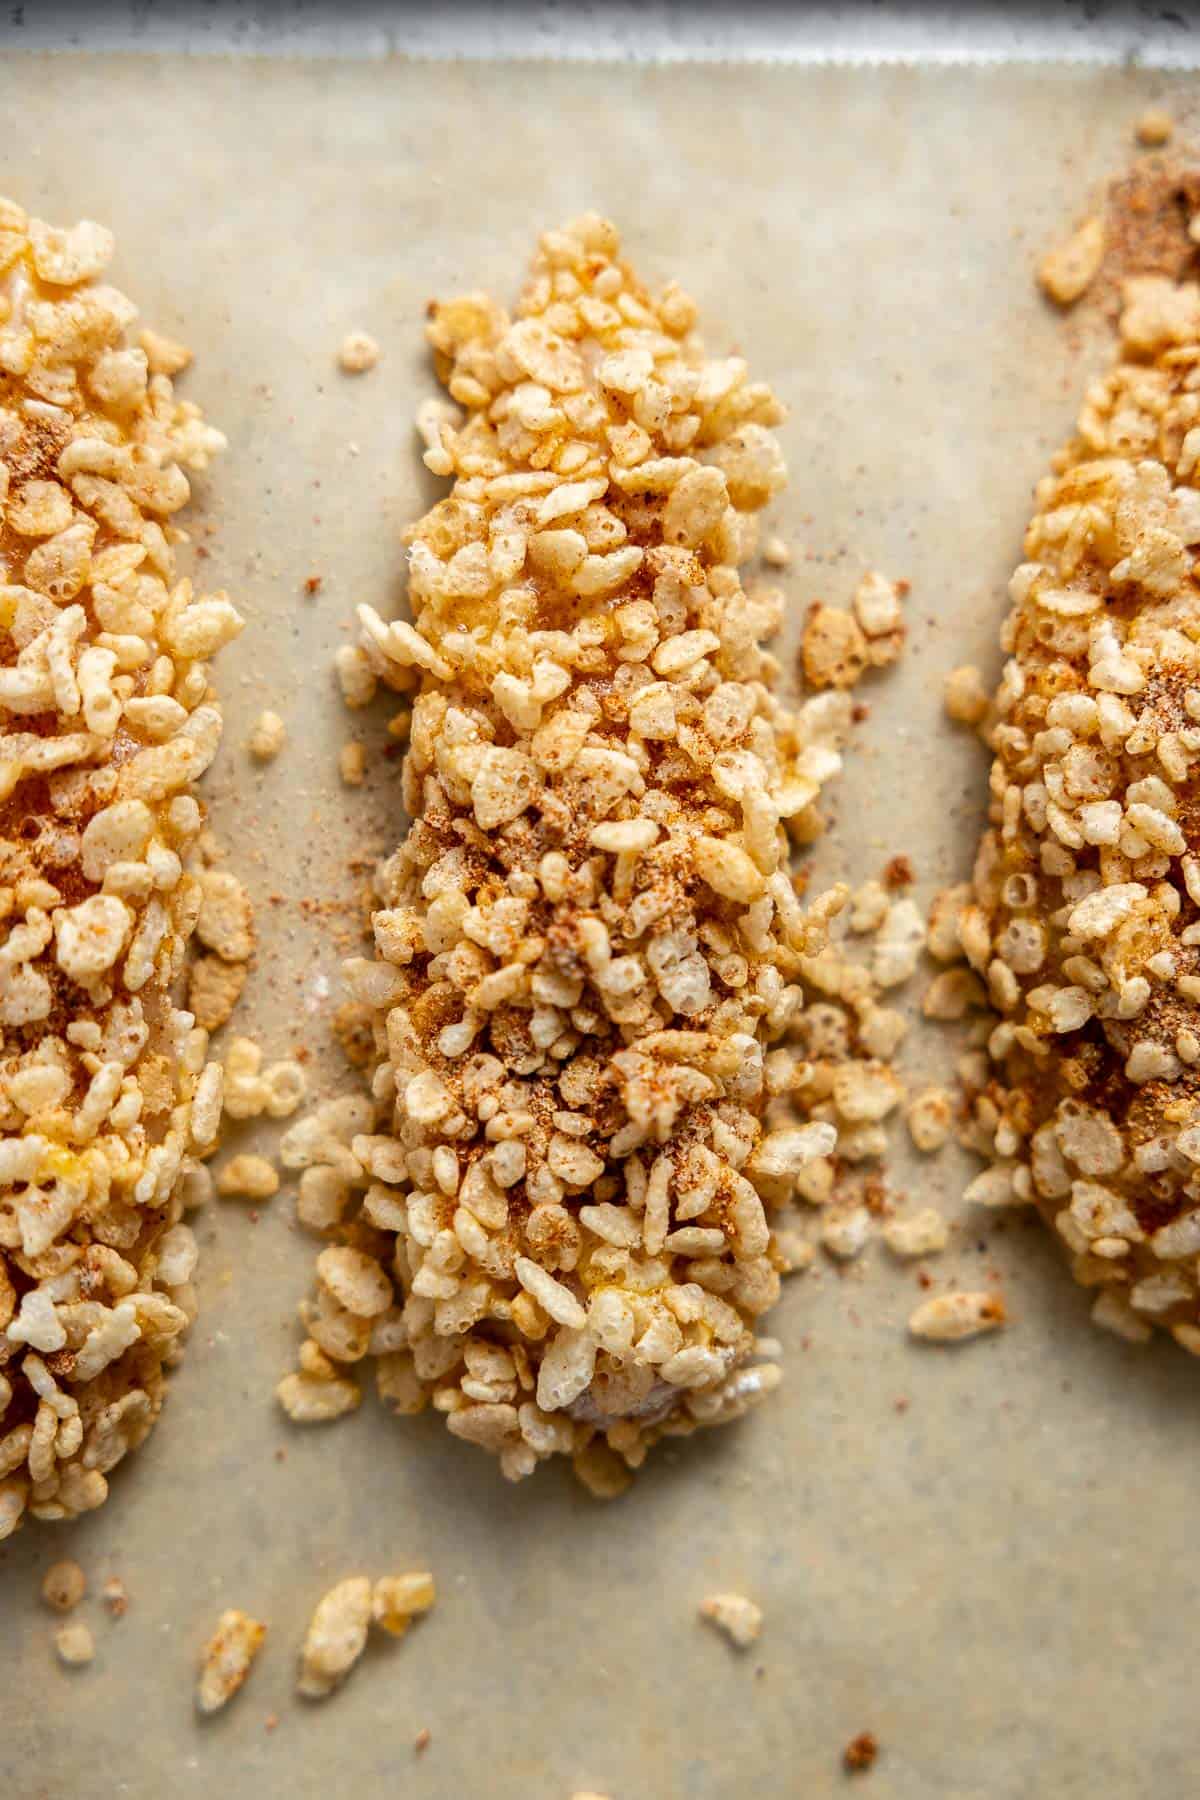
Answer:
top-left (1, 54), bottom-right (1198, 1800)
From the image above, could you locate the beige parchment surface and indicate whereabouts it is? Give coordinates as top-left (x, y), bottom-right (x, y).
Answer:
top-left (0, 53), bottom-right (1198, 1800)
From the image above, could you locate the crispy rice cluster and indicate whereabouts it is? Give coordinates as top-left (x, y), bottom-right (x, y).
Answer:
top-left (0, 202), bottom-right (241, 1538)
top-left (961, 273), bottom-right (1200, 1348)
top-left (280, 216), bottom-right (850, 1490)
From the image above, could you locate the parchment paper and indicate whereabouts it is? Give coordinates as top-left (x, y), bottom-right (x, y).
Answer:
top-left (0, 55), bottom-right (1197, 1800)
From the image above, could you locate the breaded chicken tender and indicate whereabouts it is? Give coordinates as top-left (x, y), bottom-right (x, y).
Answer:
top-left (963, 271), bottom-right (1200, 1351)
top-left (0, 202), bottom-right (242, 1538)
top-left (281, 217), bottom-right (853, 1490)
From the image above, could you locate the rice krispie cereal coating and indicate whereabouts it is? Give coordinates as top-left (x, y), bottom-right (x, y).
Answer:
top-left (283, 217), bottom-right (855, 1486)
top-left (0, 202), bottom-right (243, 1538)
top-left (961, 272), bottom-right (1200, 1349)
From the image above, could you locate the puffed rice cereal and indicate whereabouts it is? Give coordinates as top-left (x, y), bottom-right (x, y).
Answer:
top-left (0, 202), bottom-right (244, 1540)
top-left (196, 1608), bottom-right (267, 1713)
top-left (281, 218), bottom-right (867, 1489)
top-left (699, 1591), bottom-right (762, 1649)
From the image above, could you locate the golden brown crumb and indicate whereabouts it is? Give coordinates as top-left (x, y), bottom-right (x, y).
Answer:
top-left (1135, 107), bottom-right (1174, 147)
top-left (843, 1731), bottom-right (878, 1774)
top-left (339, 741), bottom-right (366, 786)
top-left (249, 709), bottom-right (286, 761)
top-left (339, 331), bottom-right (380, 374)
top-left (41, 1560), bottom-right (86, 1612)
top-left (101, 1576), bottom-right (129, 1618)
top-left (216, 1154), bottom-right (280, 1201)
top-left (196, 1610), bottom-right (267, 1713)
top-left (802, 603), bottom-right (869, 690)
top-left (1039, 217), bottom-right (1106, 306)
top-left (188, 954), bottom-right (249, 1032)
top-left (54, 1622), bottom-right (95, 1667)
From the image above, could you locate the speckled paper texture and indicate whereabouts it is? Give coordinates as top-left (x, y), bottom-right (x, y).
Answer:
top-left (0, 55), bottom-right (1197, 1800)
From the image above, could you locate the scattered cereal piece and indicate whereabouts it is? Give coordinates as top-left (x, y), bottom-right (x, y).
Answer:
top-left (41, 1560), bottom-right (86, 1613)
top-left (853, 571), bottom-right (906, 666)
top-left (139, 326), bottom-right (193, 375)
top-left (339, 741), bottom-right (366, 786)
top-left (335, 644), bottom-right (377, 708)
top-left (821, 1206), bottom-right (873, 1261)
top-left (340, 331), bottom-right (380, 374)
top-left (802, 603), bottom-right (869, 690)
top-left (1135, 107), bottom-right (1173, 147)
top-left (276, 1370), bottom-right (361, 1424)
top-left (249, 709), bottom-right (286, 761)
top-left (297, 1577), bottom-right (372, 1698)
top-left (843, 1731), bottom-right (879, 1774)
top-left (216, 1153), bottom-right (280, 1201)
top-left (414, 1728), bottom-right (432, 1754)
top-left (196, 1609), bottom-right (267, 1714)
top-left (943, 664), bottom-right (989, 726)
top-left (188, 954), bottom-right (249, 1032)
top-left (371, 1571), bottom-right (436, 1637)
top-left (906, 1087), bottom-right (954, 1153)
top-left (909, 1292), bottom-right (1005, 1342)
top-left (774, 1228), bottom-right (816, 1275)
top-left (102, 1576), bottom-right (129, 1619)
top-left (1038, 217), bottom-right (1105, 307)
top-left (196, 869), bottom-right (255, 963)
top-left (55, 1622), bottom-right (95, 1667)
top-left (700, 1592), bottom-right (762, 1649)
top-left (762, 534), bottom-right (792, 569)
top-left (883, 1209), bottom-right (948, 1259)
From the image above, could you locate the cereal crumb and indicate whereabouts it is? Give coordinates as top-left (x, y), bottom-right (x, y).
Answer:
top-left (843, 1731), bottom-right (879, 1774)
top-left (217, 1154), bottom-right (280, 1202)
top-left (882, 1208), bottom-right (949, 1259)
top-left (196, 1609), bottom-right (267, 1714)
top-left (372, 1570), bottom-right (436, 1637)
top-left (139, 326), bottom-right (193, 376)
top-left (55, 1622), bottom-right (95, 1667)
top-left (196, 869), bottom-right (256, 963)
top-left (339, 741), bottom-right (367, 786)
top-left (298, 1577), bottom-right (372, 1699)
top-left (1135, 107), bottom-right (1173, 147)
top-left (102, 1576), bottom-right (129, 1619)
top-left (305, 575), bottom-right (323, 596)
top-left (1038, 217), bottom-right (1105, 307)
top-left (802, 603), bottom-right (869, 690)
top-left (700, 1592), bottom-right (762, 1649)
top-left (249, 709), bottom-right (286, 761)
top-left (821, 1205), bottom-right (873, 1261)
top-left (340, 331), bottom-right (380, 374)
top-left (906, 1086), bottom-right (954, 1153)
top-left (883, 854), bottom-right (913, 890)
top-left (42, 1560), bottom-right (87, 1612)
top-left (188, 954), bottom-right (248, 1033)
top-left (414, 1728), bottom-right (432, 1754)
top-left (909, 1291), bottom-right (1005, 1342)
top-left (762, 534), bottom-right (792, 569)
top-left (774, 1227), bottom-right (815, 1275)
top-left (943, 664), bottom-right (989, 725)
